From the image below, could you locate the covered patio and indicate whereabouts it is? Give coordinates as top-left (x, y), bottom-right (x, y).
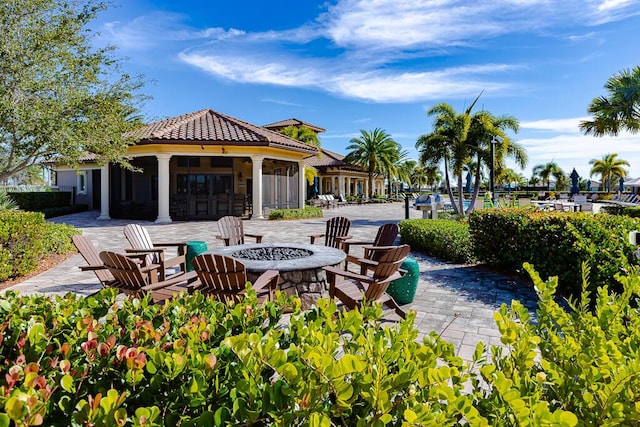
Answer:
top-left (54, 109), bottom-right (318, 222)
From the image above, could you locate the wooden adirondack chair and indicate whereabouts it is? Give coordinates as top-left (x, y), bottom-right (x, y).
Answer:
top-left (190, 253), bottom-right (279, 302)
top-left (123, 224), bottom-right (187, 280)
top-left (342, 223), bottom-right (399, 270)
top-left (324, 244), bottom-right (411, 319)
top-left (72, 234), bottom-right (120, 290)
top-left (99, 251), bottom-right (198, 303)
top-left (310, 216), bottom-right (352, 249)
top-left (216, 216), bottom-right (264, 246)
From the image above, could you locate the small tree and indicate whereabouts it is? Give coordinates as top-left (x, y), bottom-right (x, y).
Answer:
top-left (0, 0), bottom-right (146, 182)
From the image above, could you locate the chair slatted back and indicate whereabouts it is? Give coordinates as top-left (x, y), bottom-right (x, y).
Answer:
top-left (218, 216), bottom-right (245, 246)
top-left (370, 223), bottom-right (399, 260)
top-left (72, 235), bottom-right (116, 286)
top-left (124, 224), bottom-right (157, 264)
top-left (365, 245), bottom-right (411, 301)
top-left (325, 216), bottom-right (351, 248)
top-left (191, 253), bottom-right (248, 296)
top-left (99, 251), bottom-right (150, 294)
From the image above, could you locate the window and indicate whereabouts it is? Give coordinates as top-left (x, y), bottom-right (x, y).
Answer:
top-left (77, 171), bottom-right (87, 195)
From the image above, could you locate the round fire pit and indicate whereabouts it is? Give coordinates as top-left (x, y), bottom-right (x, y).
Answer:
top-left (209, 243), bottom-right (346, 308)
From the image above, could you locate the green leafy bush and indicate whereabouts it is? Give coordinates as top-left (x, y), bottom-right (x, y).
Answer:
top-left (41, 203), bottom-right (89, 218)
top-left (10, 264), bottom-right (639, 425)
top-left (0, 211), bottom-right (77, 281)
top-left (269, 206), bottom-right (323, 220)
top-left (7, 192), bottom-right (72, 211)
top-left (0, 288), bottom-right (488, 425)
top-left (399, 218), bottom-right (476, 264)
top-left (599, 204), bottom-right (640, 217)
top-left (468, 209), bottom-right (640, 297)
top-left (473, 263), bottom-right (640, 426)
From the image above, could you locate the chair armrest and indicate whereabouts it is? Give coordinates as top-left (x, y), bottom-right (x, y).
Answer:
top-left (252, 270), bottom-right (279, 297)
top-left (362, 245), bottom-right (396, 259)
top-left (80, 264), bottom-right (109, 272)
top-left (245, 233), bottom-right (264, 244)
top-left (324, 265), bottom-right (374, 284)
top-left (125, 247), bottom-right (165, 254)
top-left (141, 271), bottom-right (199, 292)
top-left (215, 235), bottom-right (231, 246)
top-left (310, 233), bottom-right (325, 244)
top-left (153, 242), bottom-right (187, 248)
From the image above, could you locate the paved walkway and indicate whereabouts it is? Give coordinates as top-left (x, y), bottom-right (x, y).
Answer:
top-left (5, 202), bottom-right (539, 360)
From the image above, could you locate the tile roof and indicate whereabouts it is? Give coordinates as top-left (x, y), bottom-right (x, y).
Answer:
top-left (304, 148), bottom-right (366, 173)
top-left (263, 118), bottom-right (326, 133)
top-left (127, 109), bottom-right (318, 154)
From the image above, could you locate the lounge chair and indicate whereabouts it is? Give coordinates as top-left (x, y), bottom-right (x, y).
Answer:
top-left (123, 224), bottom-right (188, 281)
top-left (72, 234), bottom-right (120, 290)
top-left (190, 253), bottom-right (279, 302)
top-left (342, 223), bottom-right (399, 270)
top-left (324, 244), bottom-right (411, 319)
top-left (99, 251), bottom-right (198, 303)
top-left (216, 215), bottom-right (263, 246)
top-left (310, 216), bottom-right (352, 249)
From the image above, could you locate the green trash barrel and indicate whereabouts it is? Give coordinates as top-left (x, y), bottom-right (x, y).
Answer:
top-left (185, 241), bottom-right (208, 272)
top-left (386, 256), bottom-right (419, 305)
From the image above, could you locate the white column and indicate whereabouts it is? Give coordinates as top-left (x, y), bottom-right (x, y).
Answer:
top-left (346, 177), bottom-right (351, 196)
top-left (338, 176), bottom-right (345, 197)
top-left (155, 154), bottom-right (172, 223)
top-left (251, 155), bottom-right (264, 218)
top-left (298, 161), bottom-right (306, 209)
top-left (97, 164), bottom-right (110, 219)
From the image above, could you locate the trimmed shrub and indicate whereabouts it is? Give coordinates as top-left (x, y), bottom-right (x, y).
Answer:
top-left (399, 218), bottom-right (476, 264)
top-left (468, 209), bottom-right (640, 297)
top-left (0, 211), bottom-right (77, 281)
top-left (599, 204), bottom-right (640, 217)
top-left (269, 206), bottom-right (323, 220)
top-left (7, 191), bottom-right (72, 211)
top-left (41, 204), bottom-right (89, 218)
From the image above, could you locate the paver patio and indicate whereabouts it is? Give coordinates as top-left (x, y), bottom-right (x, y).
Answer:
top-left (5, 202), bottom-right (539, 360)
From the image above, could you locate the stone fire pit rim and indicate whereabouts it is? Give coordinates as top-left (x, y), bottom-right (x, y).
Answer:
top-left (207, 242), bottom-right (346, 272)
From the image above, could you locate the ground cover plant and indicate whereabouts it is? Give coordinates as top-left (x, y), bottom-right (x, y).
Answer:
top-left (6, 263), bottom-right (640, 425)
top-left (0, 211), bottom-right (77, 281)
top-left (468, 209), bottom-right (640, 297)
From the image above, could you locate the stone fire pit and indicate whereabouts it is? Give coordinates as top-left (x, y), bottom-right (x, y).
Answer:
top-left (209, 243), bottom-right (346, 308)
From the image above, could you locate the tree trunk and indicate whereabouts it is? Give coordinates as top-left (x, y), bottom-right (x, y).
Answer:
top-left (444, 161), bottom-right (458, 215)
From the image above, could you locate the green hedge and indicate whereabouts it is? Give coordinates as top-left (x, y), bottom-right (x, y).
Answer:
top-left (8, 191), bottom-right (72, 211)
top-left (598, 204), bottom-right (640, 217)
top-left (6, 266), bottom-right (640, 425)
top-left (0, 211), bottom-right (77, 281)
top-left (399, 219), bottom-right (476, 264)
top-left (269, 206), bottom-right (323, 220)
top-left (468, 209), bottom-right (640, 297)
top-left (42, 204), bottom-right (89, 218)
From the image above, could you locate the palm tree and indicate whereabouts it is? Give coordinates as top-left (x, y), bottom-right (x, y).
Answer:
top-left (416, 101), bottom-right (475, 214)
top-left (409, 165), bottom-right (429, 192)
top-left (589, 153), bottom-right (629, 193)
top-left (580, 66), bottom-right (640, 136)
top-left (466, 111), bottom-right (525, 213)
top-left (344, 128), bottom-right (399, 199)
top-left (532, 162), bottom-right (564, 190)
top-left (280, 125), bottom-right (321, 148)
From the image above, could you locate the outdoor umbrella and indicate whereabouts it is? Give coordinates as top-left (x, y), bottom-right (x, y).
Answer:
top-left (570, 168), bottom-right (580, 194)
top-left (619, 176), bottom-right (625, 192)
top-left (464, 172), bottom-right (472, 193)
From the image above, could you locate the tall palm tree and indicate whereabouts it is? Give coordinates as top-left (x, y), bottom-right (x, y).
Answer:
top-left (532, 162), bottom-right (564, 190)
top-left (416, 101), bottom-right (476, 214)
top-left (466, 111), bottom-right (525, 213)
top-left (580, 66), bottom-right (640, 136)
top-left (589, 153), bottom-right (629, 193)
top-left (344, 128), bottom-right (399, 199)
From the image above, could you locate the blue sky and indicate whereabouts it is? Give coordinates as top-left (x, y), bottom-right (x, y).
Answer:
top-left (95, 0), bottom-right (640, 181)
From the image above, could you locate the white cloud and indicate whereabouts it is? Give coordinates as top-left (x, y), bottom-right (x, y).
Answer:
top-left (521, 117), bottom-right (590, 133)
top-left (518, 132), bottom-right (640, 177)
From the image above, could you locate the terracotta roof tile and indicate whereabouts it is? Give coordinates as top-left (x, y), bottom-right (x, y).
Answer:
top-left (263, 118), bottom-right (326, 133)
top-left (305, 149), bottom-right (346, 168)
top-left (128, 109), bottom-right (317, 154)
